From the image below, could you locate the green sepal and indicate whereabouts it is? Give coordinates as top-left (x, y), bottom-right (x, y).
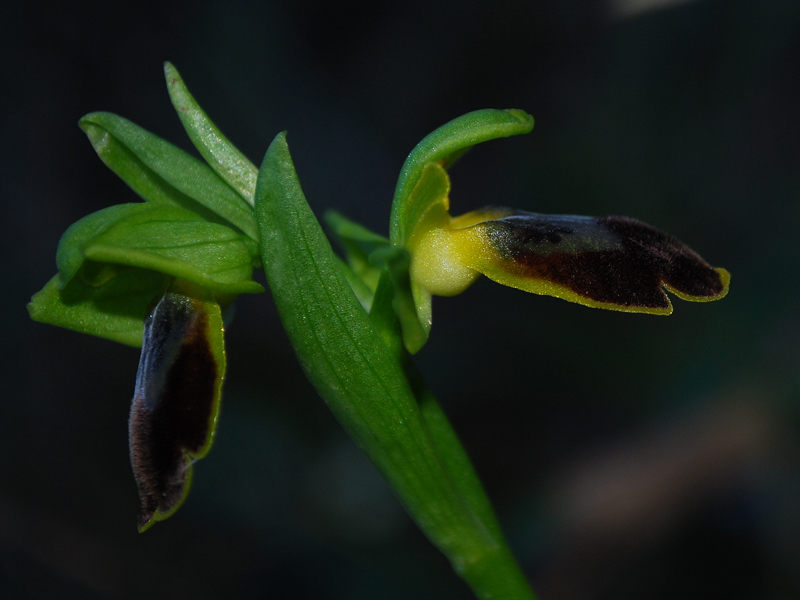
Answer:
top-left (28, 266), bottom-right (170, 347)
top-left (56, 203), bottom-right (263, 295)
top-left (334, 257), bottom-right (376, 312)
top-left (56, 203), bottom-right (143, 286)
top-left (325, 211), bottom-right (428, 353)
top-left (164, 62), bottom-right (258, 205)
top-left (403, 161), bottom-right (451, 246)
top-left (79, 112), bottom-right (258, 241)
top-left (78, 117), bottom-right (214, 221)
top-left (324, 210), bottom-right (389, 297)
top-left (368, 246), bottom-right (428, 355)
top-left (390, 109), bottom-right (534, 245)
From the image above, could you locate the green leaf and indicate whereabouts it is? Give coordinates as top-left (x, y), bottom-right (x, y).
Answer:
top-left (164, 62), bottom-right (258, 205)
top-left (366, 266), bottom-right (510, 552)
top-left (28, 266), bottom-right (170, 347)
top-left (408, 365), bottom-right (506, 546)
top-left (254, 132), bottom-right (534, 599)
top-left (58, 203), bottom-right (263, 295)
top-left (390, 109), bottom-right (534, 245)
top-left (80, 112), bottom-right (258, 240)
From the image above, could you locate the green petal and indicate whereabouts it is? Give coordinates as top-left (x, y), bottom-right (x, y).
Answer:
top-left (56, 204), bottom-right (143, 286)
top-left (28, 266), bottom-right (170, 347)
top-left (390, 109), bottom-right (534, 245)
top-left (164, 62), bottom-right (258, 205)
top-left (325, 210), bottom-right (430, 353)
top-left (129, 283), bottom-right (226, 531)
top-left (58, 203), bottom-right (263, 295)
top-left (80, 112), bottom-right (258, 240)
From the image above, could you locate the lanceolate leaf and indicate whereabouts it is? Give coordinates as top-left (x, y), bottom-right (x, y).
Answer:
top-left (129, 283), bottom-right (226, 531)
top-left (255, 132), bottom-right (534, 599)
top-left (80, 112), bottom-right (258, 240)
top-left (165, 62), bottom-right (258, 205)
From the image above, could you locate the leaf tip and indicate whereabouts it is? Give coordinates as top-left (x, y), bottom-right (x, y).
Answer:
top-left (163, 61), bottom-right (181, 88)
top-left (503, 109), bottom-right (534, 132)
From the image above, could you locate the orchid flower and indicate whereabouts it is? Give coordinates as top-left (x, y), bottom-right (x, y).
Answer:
top-left (28, 64), bottom-right (263, 530)
top-left (328, 109), bottom-right (729, 354)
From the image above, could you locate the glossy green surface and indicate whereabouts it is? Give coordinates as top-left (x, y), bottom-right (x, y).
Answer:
top-left (390, 109), bottom-right (533, 245)
top-left (255, 132), bottom-right (536, 599)
top-left (80, 112), bottom-right (258, 240)
top-left (165, 62), bottom-right (259, 205)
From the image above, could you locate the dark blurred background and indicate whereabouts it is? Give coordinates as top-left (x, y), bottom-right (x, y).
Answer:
top-left (3, 0), bottom-right (800, 598)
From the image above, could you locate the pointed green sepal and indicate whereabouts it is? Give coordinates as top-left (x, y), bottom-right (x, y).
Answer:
top-left (56, 204), bottom-right (144, 286)
top-left (79, 112), bottom-right (258, 240)
top-left (27, 266), bottom-right (170, 347)
top-left (56, 203), bottom-right (263, 295)
top-left (164, 62), bottom-right (258, 205)
top-left (30, 199), bottom-right (262, 345)
top-left (79, 204), bottom-right (264, 295)
top-left (390, 109), bottom-right (533, 245)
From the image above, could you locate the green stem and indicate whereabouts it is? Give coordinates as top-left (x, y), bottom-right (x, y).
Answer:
top-left (413, 365), bottom-right (535, 598)
top-left (371, 273), bottom-right (535, 598)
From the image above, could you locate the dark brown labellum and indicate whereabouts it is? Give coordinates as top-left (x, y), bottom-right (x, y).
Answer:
top-left (480, 211), bottom-right (728, 312)
top-left (129, 290), bottom-right (220, 531)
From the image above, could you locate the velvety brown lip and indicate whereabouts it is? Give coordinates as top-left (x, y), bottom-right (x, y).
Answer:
top-left (599, 216), bottom-right (726, 299)
top-left (483, 213), bottom-right (726, 310)
top-left (129, 291), bottom-right (217, 529)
